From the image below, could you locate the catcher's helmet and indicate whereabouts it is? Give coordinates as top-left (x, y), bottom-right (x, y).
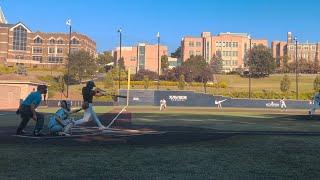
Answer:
top-left (60, 100), bottom-right (71, 111)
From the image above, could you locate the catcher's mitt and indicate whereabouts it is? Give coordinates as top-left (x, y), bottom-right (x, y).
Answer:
top-left (82, 102), bottom-right (90, 110)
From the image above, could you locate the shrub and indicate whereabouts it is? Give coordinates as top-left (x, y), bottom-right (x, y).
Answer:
top-left (218, 81), bottom-right (228, 88)
top-left (314, 75), bottom-right (320, 92)
top-left (143, 75), bottom-right (149, 89)
top-left (178, 75), bottom-right (185, 90)
top-left (133, 69), bottom-right (157, 81)
top-left (0, 65), bottom-right (14, 74)
top-left (280, 75), bottom-right (291, 93)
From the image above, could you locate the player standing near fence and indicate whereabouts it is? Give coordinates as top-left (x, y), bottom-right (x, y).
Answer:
top-left (309, 90), bottom-right (320, 115)
top-left (280, 97), bottom-right (287, 111)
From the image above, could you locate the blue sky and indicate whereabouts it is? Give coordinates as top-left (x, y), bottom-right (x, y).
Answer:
top-left (2, 0), bottom-right (320, 52)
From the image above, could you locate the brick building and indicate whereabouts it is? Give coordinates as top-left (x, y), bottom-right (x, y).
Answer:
top-left (272, 32), bottom-right (320, 67)
top-left (113, 43), bottom-right (168, 74)
top-left (181, 32), bottom-right (268, 72)
top-left (0, 8), bottom-right (96, 67)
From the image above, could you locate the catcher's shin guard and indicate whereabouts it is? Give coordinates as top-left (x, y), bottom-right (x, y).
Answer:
top-left (64, 120), bottom-right (74, 134)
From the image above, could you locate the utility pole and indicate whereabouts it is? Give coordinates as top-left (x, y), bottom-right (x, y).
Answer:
top-left (66, 19), bottom-right (72, 98)
top-left (249, 36), bottom-right (252, 99)
top-left (157, 32), bottom-right (160, 90)
top-left (294, 37), bottom-right (299, 100)
top-left (118, 28), bottom-right (122, 91)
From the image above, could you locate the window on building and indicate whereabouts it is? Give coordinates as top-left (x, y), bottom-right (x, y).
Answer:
top-left (15, 55), bottom-right (24, 59)
top-left (57, 39), bottom-right (64, 44)
top-left (34, 37), bottom-right (43, 44)
top-left (49, 47), bottom-right (55, 54)
top-left (49, 39), bottom-right (56, 44)
top-left (138, 46), bottom-right (145, 70)
top-left (33, 47), bottom-right (42, 54)
top-left (196, 42), bottom-right (201, 47)
top-left (189, 50), bottom-right (194, 56)
top-left (57, 48), bottom-right (63, 54)
top-left (13, 25), bottom-right (27, 51)
top-left (32, 56), bottom-right (42, 62)
top-left (70, 48), bottom-right (79, 54)
top-left (71, 38), bottom-right (80, 45)
top-left (189, 41), bottom-right (194, 47)
top-left (216, 51), bottom-right (221, 57)
top-left (196, 50), bottom-right (201, 55)
top-left (48, 56), bottom-right (64, 63)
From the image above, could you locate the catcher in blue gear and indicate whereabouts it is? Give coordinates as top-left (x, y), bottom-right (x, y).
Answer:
top-left (48, 100), bottom-right (82, 136)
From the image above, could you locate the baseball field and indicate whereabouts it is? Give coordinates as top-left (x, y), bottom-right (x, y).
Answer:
top-left (1, 106), bottom-right (320, 179)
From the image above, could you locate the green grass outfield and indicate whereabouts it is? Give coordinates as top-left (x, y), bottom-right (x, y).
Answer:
top-left (1, 106), bottom-right (320, 179)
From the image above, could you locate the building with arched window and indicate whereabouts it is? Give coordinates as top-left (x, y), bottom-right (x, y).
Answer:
top-left (0, 8), bottom-right (96, 67)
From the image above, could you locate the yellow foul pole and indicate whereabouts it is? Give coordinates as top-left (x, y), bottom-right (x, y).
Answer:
top-left (126, 68), bottom-right (130, 106)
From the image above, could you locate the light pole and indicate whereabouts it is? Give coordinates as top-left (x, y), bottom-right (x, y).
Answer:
top-left (294, 37), bottom-right (299, 100)
top-left (66, 19), bottom-right (72, 98)
top-left (248, 35), bottom-right (252, 99)
top-left (118, 28), bottom-right (122, 91)
top-left (157, 32), bottom-right (160, 90)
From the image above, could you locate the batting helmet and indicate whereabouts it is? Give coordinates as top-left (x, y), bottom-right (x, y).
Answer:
top-left (86, 80), bottom-right (96, 89)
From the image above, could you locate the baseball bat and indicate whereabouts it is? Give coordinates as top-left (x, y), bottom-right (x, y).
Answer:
top-left (95, 88), bottom-right (127, 98)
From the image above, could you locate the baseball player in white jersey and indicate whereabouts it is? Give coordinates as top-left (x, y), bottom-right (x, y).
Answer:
top-left (280, 97), bottom-right (287, 111)
top-left (160, 99), bottom-right (167, 111)
top-left (309, 90), bottom-right (320, 115)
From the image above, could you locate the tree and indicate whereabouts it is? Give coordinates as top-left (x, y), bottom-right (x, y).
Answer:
top-left (96, 51), bottom-right (115, 73)
top-left (16, 64), bottom-right (27, 75)
top-left (180, 55), bottom-right (213, 83)
top-left (180, 55), bottom-right (213, 93)
top-left (299, 59), bottom-right (314, 74)
top-left (143, 75), bottom-right (149, 89)
top-left (133, 69), bottom-right (158, 81)
top-left (161, 55), bottom-right (169, 71)
top-left (118, 57), bottom-right (125, 70)
top-left (161, 68), bottom-right (178, 81)
top-left (248, 45), bottom-right (275, 76)
top-left (314, 75), bottom-right (320, 92)
top-left (68, 50), bottom-right (97, 83)
top-left (56, 75), bottom-right (66, 99)
top-left (171, 46), bottom-right (181, 58)
top-left (210, 54), bottom-right (223, 74)
top-left (281, 55), bottom-right (290, 73)
top-left (280, 74), bottom-right (291, 94)
top-left (178, 74), bottom-right (185, 90)
top-left (97, 51), bottom-right (114, 65)
top-left (104, 71), bottom-right (115, 89)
